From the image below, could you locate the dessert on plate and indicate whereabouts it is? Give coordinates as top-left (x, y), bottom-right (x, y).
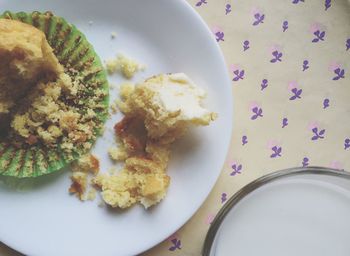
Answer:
top-left (0, 11), bottom-right (216, 211)
top-left (0, 11), bottom-right (109, 178)
top-left (95, 73), bottom-right (217, 208)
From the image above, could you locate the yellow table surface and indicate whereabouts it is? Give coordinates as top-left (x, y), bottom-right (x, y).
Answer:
top-left (2, 0), bottom-right (350, 255)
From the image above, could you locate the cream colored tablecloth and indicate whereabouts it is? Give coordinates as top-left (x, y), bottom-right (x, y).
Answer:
top-left (1, 0), bottom-right (350, 255)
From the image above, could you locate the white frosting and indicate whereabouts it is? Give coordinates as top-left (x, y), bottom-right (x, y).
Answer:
top-left (146, 73), bottom-right (210, 120)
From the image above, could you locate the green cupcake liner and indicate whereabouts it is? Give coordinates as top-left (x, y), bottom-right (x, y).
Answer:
top-left (0, 11), bottom-right (109, 178)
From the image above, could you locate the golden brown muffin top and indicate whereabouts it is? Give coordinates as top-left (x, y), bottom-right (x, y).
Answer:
top-left (0, 18), bottom-right (63, 115)
top-left (0, 18), bottom-right (62, 76)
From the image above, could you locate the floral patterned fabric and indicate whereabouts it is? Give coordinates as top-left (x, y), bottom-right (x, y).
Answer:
top-left (1, 0), bottom-right (349, 255)
top-left (144, 0), bottom-right (350, 255)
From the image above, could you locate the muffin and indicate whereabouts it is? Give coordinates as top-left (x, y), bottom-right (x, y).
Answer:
top-left (0, 11), bottom-right (109, 178)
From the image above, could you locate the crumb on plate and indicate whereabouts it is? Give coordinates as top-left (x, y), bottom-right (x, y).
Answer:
top-left (87, 187), bottom-right (97, 201)
top-left (108, 146), bottom-right (128, 161)
top-left (110, 100), bottom-right (119, 114)
top-left (110, 32), bottom-right (117, 39)
top-left (105, 54), bottom-right (144, 79)
top-left (71, 154), bottom-right (100, 175)
top-left (69, 171), bottom-right (88, 200)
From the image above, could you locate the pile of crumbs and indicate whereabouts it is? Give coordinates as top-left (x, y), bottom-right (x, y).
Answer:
top-left (92, 73), bottom-right (217, 209)
top-left (105, 54), bottom-right (145, 79)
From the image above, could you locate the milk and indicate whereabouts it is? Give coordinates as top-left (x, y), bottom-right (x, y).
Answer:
top-left (212, 174), bottom-right (350, 256)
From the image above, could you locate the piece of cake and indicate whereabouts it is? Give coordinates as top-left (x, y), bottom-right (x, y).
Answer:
top-left (119, 73), bottom-right (216, 141)
top-left (97, 73), bottom-right (216, 209)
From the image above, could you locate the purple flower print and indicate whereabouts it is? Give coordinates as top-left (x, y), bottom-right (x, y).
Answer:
top-left (288, 81), bottom-right (302, 100)
top-left (312, 30), bottom-right (326, 43)
top-left (270, 51), bottom-right (283, 63)
top-left (261, 79), bottom-right (268, 90)
top-left (212, 26), bottom-right (225, 43)
top-left (329, 62), bottom-right (345, 80)
top-left (253, 13), bottom-right (265, 26)
top-left (221, 193), bottom-right (227, 203)
top-left (169, 238), bottom-right (181, 251)
top-left (243, 40), bottom-right (250, 51)
top-left (231, 163), bottom-right (242, 176)
top-left (325, 0), bottom-right (331, 10)
top-left (195, 0), bottom-right (207, 7)
top-left (302, 157), bottom-right (309, 167)
top-left (268, 140), bottom-right (282, 158)
top-left (289, 88), bottom-right (302, 100)
top-left (323, 98), bottom-right (330, 109)
top-left (344, 138), bottom-right (350, 150)
top-left (290, 90), bottom-right (302, 100)
top-left (311, 127), bottom-right (325, 140)
top-left (292, 0), bottom-right (304, 3)
top-left (251, 106), bottom-right (263, 120)
top-left (242, 135), bottom-right (248, 145)
top-left (302, 60), bottom-right (309, 71)
top-left (332, 68), bottom-right (345, 80)
top-left (215, 31), bottom-right (225, 42)
top-left (270, 146), bottom-right (282, 158)
top-left (225, 4), bottom-right (232, 15)
top-left (346, 39), bottom-right (350, 51)
top-left (232, 69), bottom-right (245, 81)
top-left (282, 21), bottom-right (288, 32)
top-left (282, 118), bottom-right (288, 128)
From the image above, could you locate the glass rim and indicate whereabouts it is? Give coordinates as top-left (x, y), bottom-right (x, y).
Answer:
top-left (202, 166), bottom-right (350, 256)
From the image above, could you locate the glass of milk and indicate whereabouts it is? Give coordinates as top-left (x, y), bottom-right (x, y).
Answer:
top-left (203, 167), bottom-right (350, 256)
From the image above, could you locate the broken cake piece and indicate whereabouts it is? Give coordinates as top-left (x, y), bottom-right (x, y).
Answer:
top-left (97, 73), bottom-right (216, 209)
top-left (69, 172), bottom-right (88, 201)
top-left (69, 154), bottom-right (100, 201)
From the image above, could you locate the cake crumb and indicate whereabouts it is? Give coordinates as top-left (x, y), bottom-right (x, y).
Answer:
top-left (110, 101), bottom-right (118, 114)
top-left (119, 82), bottom-right (135, 99)
top-left (71, 154), bottom-right (100, 175)
top-left (69, 172), bottom-right (88, 200)
top-left (108, 167), bottom-right (118, 175)
top-left (108, 146), bottom-right (128, 161)
top-left (105, 54), bottom-right (144, 79)
top-left (111, 32), bottom-right (117, 39)
top-left (87, 187), bottom-right (97, 201)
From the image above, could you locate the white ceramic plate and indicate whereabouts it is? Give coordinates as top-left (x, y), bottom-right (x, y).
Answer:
top-left (0, 1), bottom-right (232, 255)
